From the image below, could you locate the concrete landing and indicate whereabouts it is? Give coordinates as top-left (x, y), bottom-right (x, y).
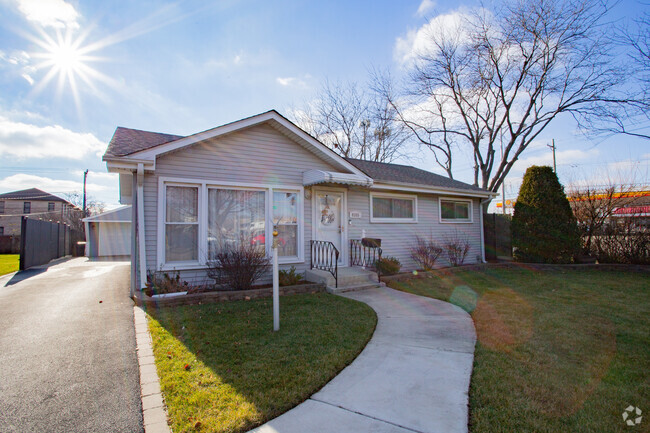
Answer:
top-left (248, 286), bottom-right (476, 433)
top-left (305, 267), bottom-right (381, 292)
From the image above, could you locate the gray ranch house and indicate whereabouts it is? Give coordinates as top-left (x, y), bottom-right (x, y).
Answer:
top-left (103, 110), bottom-right (495, 292)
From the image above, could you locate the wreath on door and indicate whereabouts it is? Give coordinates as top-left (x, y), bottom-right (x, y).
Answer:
top-left (320, 195), bottom-right (335, 225)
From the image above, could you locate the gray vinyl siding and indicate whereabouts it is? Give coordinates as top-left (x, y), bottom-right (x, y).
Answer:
top-left (347, 186), bottom-right (483, 271)
top-left (142, 123), bottom-right (341, 282)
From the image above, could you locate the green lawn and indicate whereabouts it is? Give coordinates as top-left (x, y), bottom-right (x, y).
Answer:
top-left (147, 293), bottom-right (377, 433)
top-left (388, 266), bottom-right (649, 433)
top-left (0, 254), bottom-right (19, 276)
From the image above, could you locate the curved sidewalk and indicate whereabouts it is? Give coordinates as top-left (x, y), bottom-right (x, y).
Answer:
top-left (250, 286), bottom-right (476, 433)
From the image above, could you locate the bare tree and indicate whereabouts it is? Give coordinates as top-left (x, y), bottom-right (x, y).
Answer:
top-left (568, 183), bottom-right (640, 254)
top-left (294, 80), bottom-right (410, 163)
top-left (598, 5), bottom-right (650, 139)
top-left (62, 192), bottom-right (105, 231)
top-left (381, 0), bottom-right (631, 192)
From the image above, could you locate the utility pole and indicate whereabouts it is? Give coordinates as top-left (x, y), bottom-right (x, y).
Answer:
top-left (501, 131), bottom-right (506, 215)
top-left (547, 139), bottom-right (557, 173)
top-left (83, 169), bottom-right (88, 217)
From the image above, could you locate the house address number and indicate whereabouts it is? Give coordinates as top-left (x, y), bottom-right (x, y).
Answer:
top-left (349, 211), bottom-right (362, 219)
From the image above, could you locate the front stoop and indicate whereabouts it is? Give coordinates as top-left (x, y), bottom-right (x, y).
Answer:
top-left (134, 307), bottom-right (171, 433)
top-left (305, 267), bottom-right (384, 294)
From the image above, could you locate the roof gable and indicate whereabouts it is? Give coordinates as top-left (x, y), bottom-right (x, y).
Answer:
top-left (104, 110), bottom-right (370, 179)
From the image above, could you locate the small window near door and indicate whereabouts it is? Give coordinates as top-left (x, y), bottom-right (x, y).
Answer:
top-left (273, 191), bottom-right (299, 258)
top-left (0, 227), bottom-right (4, 235)
top-left (48, 202), bottom-right (55, 212)
top-left (439, 198), bottom-right (472, 222)
top-left (23, 202), bottom-right (31, 214)
top-left (370, 193), bottom-right (417, 223)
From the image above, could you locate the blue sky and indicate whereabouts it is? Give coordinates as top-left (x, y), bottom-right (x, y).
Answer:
top-left (0, 0), bottom-right (648, 210)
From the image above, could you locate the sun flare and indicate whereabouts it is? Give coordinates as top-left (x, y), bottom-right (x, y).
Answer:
top-left (27, 28), bottom-right (111, 110)
top-left (48, 39), bottom-right (84, 74)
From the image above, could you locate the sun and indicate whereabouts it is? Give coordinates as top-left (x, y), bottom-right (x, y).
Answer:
top-left (27, 28), bottom-right (110, 109)
top-left (48, 38), bottom-right (84, 74)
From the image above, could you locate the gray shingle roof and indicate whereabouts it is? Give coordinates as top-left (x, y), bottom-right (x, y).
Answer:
top-left (104, 127), bottom-right (184, 158)
top-left (0, 188), bottom-right (70, 202)
top-left (345, 158), bottom-right (487, 193)
top-left (102, 124), bottom-right (488, 194)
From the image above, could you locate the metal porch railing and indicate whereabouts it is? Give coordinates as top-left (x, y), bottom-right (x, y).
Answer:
top-left (310, 240), bottom-right (339, 288)
top-left (350, 238), bottom-right (383, 283)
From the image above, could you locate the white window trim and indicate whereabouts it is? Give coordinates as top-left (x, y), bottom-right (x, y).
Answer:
top-left (439, 197), bottom-right (473, 224)
top-left (161, 182), bottom-right (202, 268)
top-left (156, 176), bottom-right (304, 271)
top-left (370, 192), bottom-right (418, 223)
top-left (271, 188), bottom-right (305, 264)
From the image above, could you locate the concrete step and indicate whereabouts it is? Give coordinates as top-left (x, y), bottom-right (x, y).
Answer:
top-left (305, 267), bottom-right (381, 290)
top-left (326, 282), bottom-right (386, 294)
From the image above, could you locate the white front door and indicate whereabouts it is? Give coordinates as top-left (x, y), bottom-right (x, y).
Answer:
top-left (314, 190), bottom-right (346, 265)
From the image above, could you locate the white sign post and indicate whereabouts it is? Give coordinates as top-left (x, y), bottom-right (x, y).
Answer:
top-left (272, 226), bottom-right (280, 331)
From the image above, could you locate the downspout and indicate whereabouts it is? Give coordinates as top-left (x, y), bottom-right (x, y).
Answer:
top-left (83, 220), bottom-right (90, 257)
top-left (479, 197), bottom-right (492, 264)
top-left (137, 163), bottom-right (147, 289)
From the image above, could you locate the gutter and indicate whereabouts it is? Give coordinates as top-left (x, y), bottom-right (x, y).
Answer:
top-left (137, 163), bottom-right (147, 289)
top-left (371, 181), bottom-right (497, 199)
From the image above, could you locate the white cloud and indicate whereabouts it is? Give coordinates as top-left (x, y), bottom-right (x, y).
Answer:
top-left (416, 0), bottom-right (436, 17)
top-left (276, 77), bottom-right (295, 86)
top-left (0, 117), bottom-right (105, 160)
top-left (276, 76), bottom-right (309, 88)
top-left (0, 173), bottom-right (107, 195)
top-left (394, 8), bottom-right (475, 66)
top-left (13, 0), bottom-right (80, 29)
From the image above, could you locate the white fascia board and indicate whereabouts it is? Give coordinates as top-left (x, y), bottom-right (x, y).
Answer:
top-left (371, 181), bottom-right (496, 198)
top-left (270, 115), bottom-right (372, 179)
top-left (105, 159), bottom-right (154, 173)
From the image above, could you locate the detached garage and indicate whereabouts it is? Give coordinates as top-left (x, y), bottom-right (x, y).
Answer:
top-left (83, 206), bottom-right (131, 258)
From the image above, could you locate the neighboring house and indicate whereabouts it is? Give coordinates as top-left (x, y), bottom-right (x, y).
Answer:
top-left (0, 188), bottom-right (80, 236)
top-left (102, 110), bottom-right (495, 291)
top-left (83, 206), bottom-right (132, 258)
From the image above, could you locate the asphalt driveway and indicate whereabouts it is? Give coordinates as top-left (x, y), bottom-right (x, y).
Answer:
top-left (0, 258), bottom-right (143, 433)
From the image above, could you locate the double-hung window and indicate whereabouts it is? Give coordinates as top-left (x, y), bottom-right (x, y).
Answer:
top-left (370, 193), bottom-right (417, 223)
top-left (23, 202), bottom-right (31, 214)
top-left (48, 202), bottom-right (55, 212)
top-left (165, 186), bottom-right (199, 262)
top-left (439, 198), bottom-right (472, 223)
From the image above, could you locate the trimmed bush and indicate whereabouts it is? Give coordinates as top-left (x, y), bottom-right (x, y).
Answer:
top-left (279, 266), bottom-right (305, 286)
top-left (512, 166), bottom-right (580, 263)
top-left (409, 235), bottom-right (444, 270)
top-left (206, 243), bottom-right (270, 290)
top-left (375, 256), bottom-right (401, 275)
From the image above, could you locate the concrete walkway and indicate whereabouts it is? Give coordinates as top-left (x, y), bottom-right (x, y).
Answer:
top-left (250, 286), bottom-right (476, 433)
